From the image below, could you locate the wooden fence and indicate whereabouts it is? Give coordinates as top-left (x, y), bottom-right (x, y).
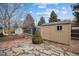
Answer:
top-left (71, 27), bottom-right (79, 40)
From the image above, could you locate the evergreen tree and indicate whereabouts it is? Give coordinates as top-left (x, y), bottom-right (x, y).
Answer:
top-left (57, 19), bottom-right (61, 21)
top-left (49, 10), bottom-right (58, 23)
top-left (38, 16), bottom-right (45, 26)
top-left (71, 3), bottom-right (79, 24)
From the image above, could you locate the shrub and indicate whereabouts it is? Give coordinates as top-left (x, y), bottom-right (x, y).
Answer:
top-left (0, 33), bottom-right (4, 37)
top-left (32, 30), bottom-right (43, 44)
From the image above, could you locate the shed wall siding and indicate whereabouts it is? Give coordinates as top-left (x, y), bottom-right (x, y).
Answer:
top-left (40, 24), bottom-right (71, 45)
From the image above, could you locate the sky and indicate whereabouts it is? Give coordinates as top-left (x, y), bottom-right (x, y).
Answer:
top-left (21, 3), bottom-right (74, 25)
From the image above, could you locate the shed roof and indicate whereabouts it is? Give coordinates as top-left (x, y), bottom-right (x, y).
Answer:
top-left (41, 21), bottom-right (72, 26)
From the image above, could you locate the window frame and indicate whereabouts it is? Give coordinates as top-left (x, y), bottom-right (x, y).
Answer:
top-left (56, 25), bottom-right (62, 31)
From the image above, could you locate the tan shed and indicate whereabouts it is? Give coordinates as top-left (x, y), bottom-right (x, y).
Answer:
top-left (40, 22), bottom-right (71, 45)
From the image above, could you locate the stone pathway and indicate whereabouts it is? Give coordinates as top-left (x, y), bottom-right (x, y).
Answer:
top-left (0, 41), bottom-right (78, 56)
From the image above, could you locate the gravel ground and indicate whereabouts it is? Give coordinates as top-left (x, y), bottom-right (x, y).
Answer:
top-left (0, 40), bottom-right (78, 56)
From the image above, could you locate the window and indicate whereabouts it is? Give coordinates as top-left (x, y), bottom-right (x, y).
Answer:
top-left (0, 27), bottom-right (2, 29)
top-left (57, 25), bottom-right (62, 31)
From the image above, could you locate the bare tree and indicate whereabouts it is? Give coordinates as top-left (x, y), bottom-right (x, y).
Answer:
top-left (23, 14), bottom-right (35, 28)
top-left (0, 3), bottom-right (22, 28)
top-left (23, 14), bottom-right (35, 34)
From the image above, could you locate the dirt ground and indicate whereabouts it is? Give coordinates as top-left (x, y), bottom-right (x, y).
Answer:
top-left (70, 40), bottom-right (79, 54)
top-left (0, 35), bottom-right (79, 55)
top-left (44, 39), bottom-right (79, 54)
top-left (0, 34), bottom-right (32, 48)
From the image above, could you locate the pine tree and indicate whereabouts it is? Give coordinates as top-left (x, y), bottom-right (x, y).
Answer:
top-left (38, 16), bottom-right (45, 26)
top-left (49, 10), bottom-right (58, 23)
top-left (71, 3), bottom-right (79, 24)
